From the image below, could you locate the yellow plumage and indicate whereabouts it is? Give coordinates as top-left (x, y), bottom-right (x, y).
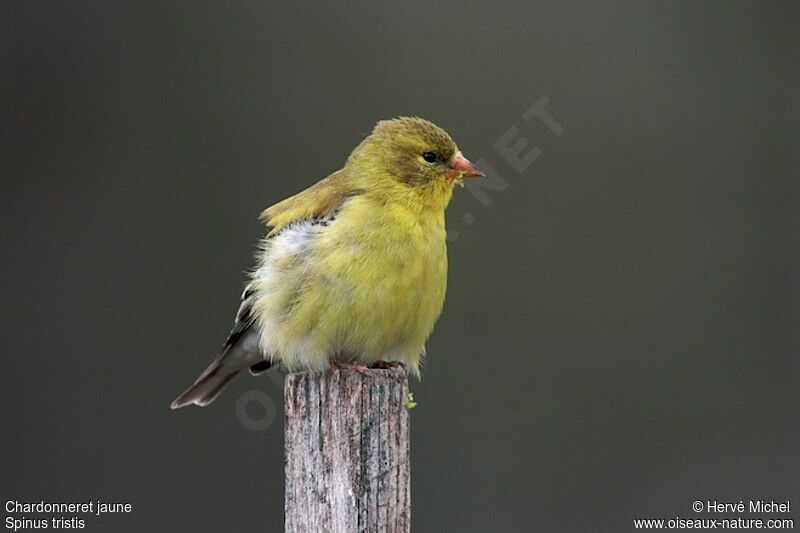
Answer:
top-left (253, 178), bottom-right (449, 376)
top-left (171, 117), bottom-right (483, 408)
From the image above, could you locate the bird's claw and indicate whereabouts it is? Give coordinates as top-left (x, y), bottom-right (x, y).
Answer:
top-left (329, 359), bottom-right (369, 375)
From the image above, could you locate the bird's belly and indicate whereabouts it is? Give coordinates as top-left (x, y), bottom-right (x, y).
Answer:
top-left (252, 218), bottom-right (447, 375)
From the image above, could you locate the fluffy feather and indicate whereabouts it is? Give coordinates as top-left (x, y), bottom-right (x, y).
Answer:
top-left (171, 117), bottom-right (482, 408)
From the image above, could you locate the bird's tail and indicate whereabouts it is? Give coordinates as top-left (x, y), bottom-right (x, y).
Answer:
top-left (171, 346), bottom-right (248, 410)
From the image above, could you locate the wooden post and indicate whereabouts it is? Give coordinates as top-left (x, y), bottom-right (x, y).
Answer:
top-left (284, 367), bottom-right (411, 533)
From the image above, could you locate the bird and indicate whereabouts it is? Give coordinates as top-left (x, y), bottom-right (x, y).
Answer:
top-left (171, 117), bottom-right (484, 409)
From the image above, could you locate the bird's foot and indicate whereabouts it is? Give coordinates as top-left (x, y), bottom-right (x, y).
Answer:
top-left (371, 360), bottom-right (406, 370)
top-left (329, 359), bottom-right (370, 375)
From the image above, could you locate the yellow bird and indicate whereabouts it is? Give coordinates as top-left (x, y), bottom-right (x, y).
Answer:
top-left (171, 117), bottom-right (483, 409)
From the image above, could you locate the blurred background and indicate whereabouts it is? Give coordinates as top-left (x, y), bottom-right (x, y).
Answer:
top-left (1, 1), bottom-right (798, 531)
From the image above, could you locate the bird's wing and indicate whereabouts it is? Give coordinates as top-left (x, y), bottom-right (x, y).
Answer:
top-left (225, 282), bottom-right (274, 376)
top-left (223, 282), bottom-right (257, 350)
top-left (259, 169), bottom-right (362, 236)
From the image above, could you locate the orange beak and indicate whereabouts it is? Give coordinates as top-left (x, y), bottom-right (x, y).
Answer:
top-left (445, 151), bottom-right (485, 182)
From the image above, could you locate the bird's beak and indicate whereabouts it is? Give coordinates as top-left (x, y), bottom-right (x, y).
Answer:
top-left (446, 151), bottom-right (485, 183)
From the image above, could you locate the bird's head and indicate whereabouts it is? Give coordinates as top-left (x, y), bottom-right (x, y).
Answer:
top-left (347, 117), bottom-right (484, 207)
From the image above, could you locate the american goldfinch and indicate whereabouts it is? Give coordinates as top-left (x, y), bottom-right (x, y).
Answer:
top-left (171, 117), bottom-right (483, 409)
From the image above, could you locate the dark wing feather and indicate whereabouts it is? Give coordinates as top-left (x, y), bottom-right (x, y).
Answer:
top-left (224, 282), bottom-right (273, 375)
top-left (223, 282), bottom-right (257, 349)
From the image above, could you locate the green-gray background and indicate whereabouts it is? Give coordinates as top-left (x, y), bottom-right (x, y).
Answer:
top-left (2, 1), bottom-right (798, 531)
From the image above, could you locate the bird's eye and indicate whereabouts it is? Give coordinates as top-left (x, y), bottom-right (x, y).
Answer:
top-left (422, 151), bottom-right (438, 164)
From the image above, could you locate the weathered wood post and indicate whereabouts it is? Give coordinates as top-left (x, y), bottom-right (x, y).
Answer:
top-left (284, 367), bottom-right (411, 532)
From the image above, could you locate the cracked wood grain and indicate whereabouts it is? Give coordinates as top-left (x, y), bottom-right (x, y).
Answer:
top-left (285, 367), bottom-right (411, 533)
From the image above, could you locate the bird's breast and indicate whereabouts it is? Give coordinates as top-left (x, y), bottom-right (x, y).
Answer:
top-left (253, 196), bottom-right (448, 373)
top-left (316, 198), bottom-right (448, 323)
